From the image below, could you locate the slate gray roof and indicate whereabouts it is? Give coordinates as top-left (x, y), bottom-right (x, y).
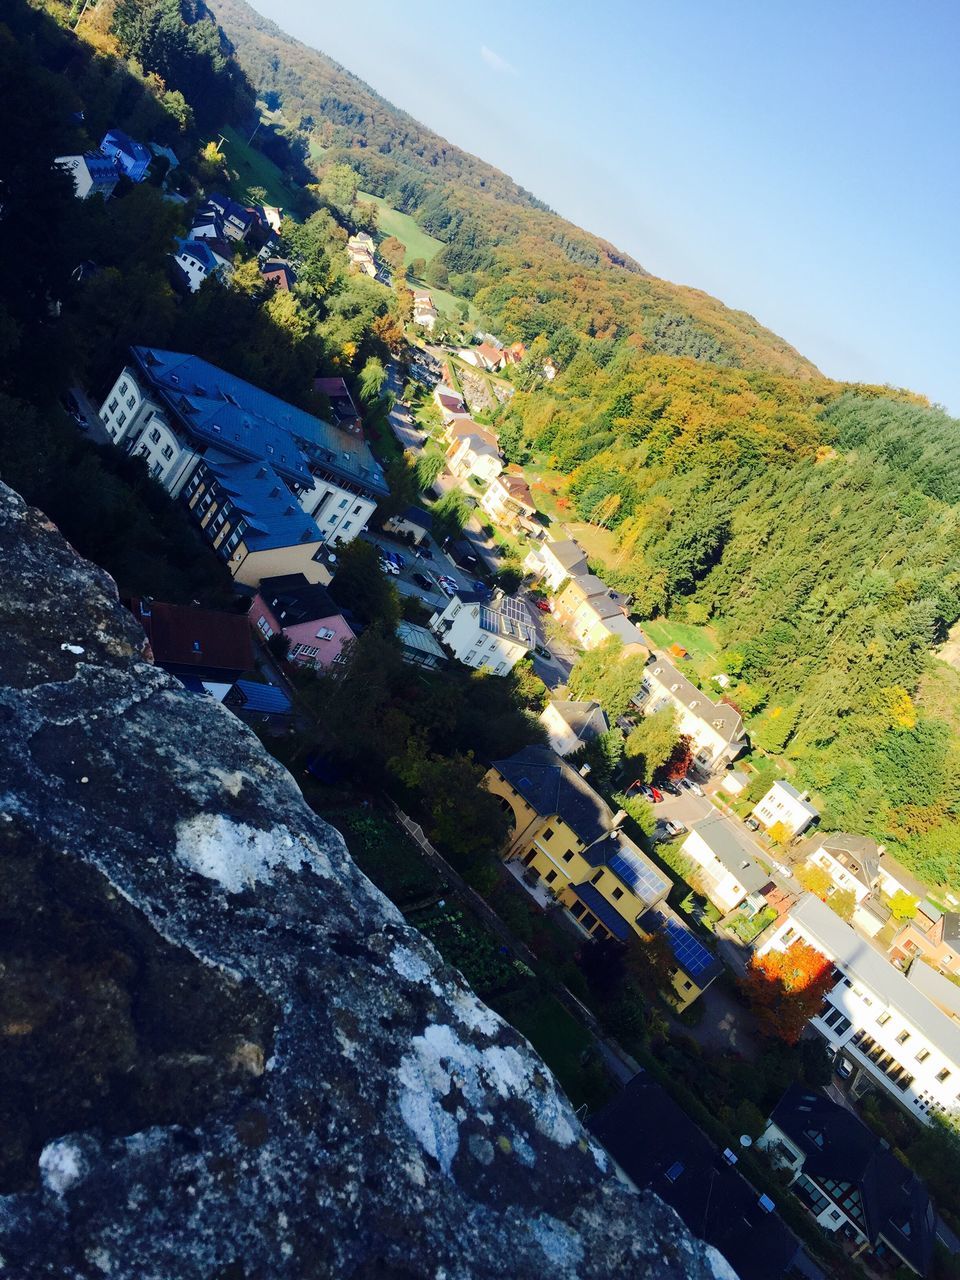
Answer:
top-left (598, 615), bottom-right (648, 647)
top-left (689, 813), bottom-right (768, 893)
top-left (906, 959), bottom-right (960, 1020)
top-left (789, 893), bottom-right (960, 1066)
top-left (544, 700), bottom-right (609, 745)
top-left (491, 745), bottom-right (612, 845)
top-left (542, 540), bottom-right (588, 573)
top-left (815, 832), bottom-right (881, 888)
top-left (643, 659), bottom-right (745, 744)
top-left (767, 780), bottom-right (819, 818)
top-left (768, 1085), bottom-right (935, 1275)
top-left (877, 852), bottom-right (929, 902)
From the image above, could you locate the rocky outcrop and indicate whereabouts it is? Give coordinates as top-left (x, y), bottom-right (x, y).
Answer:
top-left (0, 484), bottom-right (726, 1279)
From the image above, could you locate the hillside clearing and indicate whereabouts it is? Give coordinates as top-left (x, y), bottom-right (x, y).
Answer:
top-left (218, 123), bottom-right (303, 211)
top-left (358, 192), bottom-right (444, 265)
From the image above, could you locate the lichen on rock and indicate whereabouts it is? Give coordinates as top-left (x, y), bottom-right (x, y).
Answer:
top-left (0, 484), bottom-right (722, 1278)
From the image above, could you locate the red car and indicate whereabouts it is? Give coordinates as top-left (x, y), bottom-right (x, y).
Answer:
top-left (535, 599), bottom-right (552, 613)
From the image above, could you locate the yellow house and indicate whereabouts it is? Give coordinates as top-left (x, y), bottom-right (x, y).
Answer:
top-left (485, 746), bottom-right (721, 1009)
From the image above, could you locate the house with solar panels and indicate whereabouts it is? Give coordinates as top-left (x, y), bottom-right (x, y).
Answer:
top-left (98, 348), bottom-right (389, 588)
top-left (430, 590), bottom-right (536, 675)
top-left (485, 745), bottom-right (723, 1008)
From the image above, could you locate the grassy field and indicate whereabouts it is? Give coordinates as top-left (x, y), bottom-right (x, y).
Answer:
top-left (643, 619), bottom-right (720, 665)
top-left (564, 521), bottom-right (619, 567)
top-left (358, 191), bottom-right (444, 265)
top-left (218, 124), bottom-right (304, 212)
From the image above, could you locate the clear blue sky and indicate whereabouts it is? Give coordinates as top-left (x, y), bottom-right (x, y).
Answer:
top-left (253, 0), bottom-right (959, 410)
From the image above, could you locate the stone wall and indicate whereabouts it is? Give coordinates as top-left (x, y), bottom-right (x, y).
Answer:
top-left (0, 484), bottom-right (727, 1279)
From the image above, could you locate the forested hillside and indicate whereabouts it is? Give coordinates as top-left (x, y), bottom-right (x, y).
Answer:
top-left (204, 0), bottom-right (819, 380)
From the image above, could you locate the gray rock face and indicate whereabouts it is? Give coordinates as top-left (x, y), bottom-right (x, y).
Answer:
top-left (0, 484), bottom-right (726, 1279)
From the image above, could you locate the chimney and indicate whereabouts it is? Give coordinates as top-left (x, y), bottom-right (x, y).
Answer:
top-left (612, 809), bottom-right (627, 828)
top-left (579, 763), bottom-right (591, 777)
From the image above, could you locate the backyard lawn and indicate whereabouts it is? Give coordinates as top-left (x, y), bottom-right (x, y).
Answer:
top-left (218, 124), bottom-right (304, 212)
top-left (358, 191), bottom-right (444, 265)
top-left (643, 619), bottom-right (720, 666)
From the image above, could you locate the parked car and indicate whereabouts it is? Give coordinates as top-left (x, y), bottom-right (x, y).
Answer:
top-left (437, 576), bottom-right (458, 596)
top-left (650, 786), bottom-right (664, 803)
top-left (535, 599), bottom-right (552, 613)
top-left (378, 556), bottom-right (400, 576)
top-left (412, 572), bottom-right (434, 590)
top-left (744, 816), bottom-right (760, 831)
top-left (472, 579), bottom-right (491, 596)
top-left (386, 550), bottom-right (406, 569)
top-left (663, 819), bottom-right (687, 837)
top-left (680, 777), bottom-right (704, 796)
top-left (535, 644), bottom-right (552, 661)
top-left (661, 780), bottom-right (681, 796)
top-left (835, 1056), bottom-right (854, 1079)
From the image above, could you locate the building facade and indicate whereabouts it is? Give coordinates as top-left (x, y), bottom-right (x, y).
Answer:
top-left (752, 781), bottom-right (819, 838)
top-left (757, 893), bottom-right (960, 1126)
top-left (55, 152), bottom-right (118, 200)
top-left (430, 591), bottom-right (535, 674)
top-left (523, 539), bottom-right (589, 593)
top-left (680, 814), bottom-right (768, 913)
top-left (539, 700), bottom-right (609, 757)
top-left (633, 658), bottom-right (747, 774)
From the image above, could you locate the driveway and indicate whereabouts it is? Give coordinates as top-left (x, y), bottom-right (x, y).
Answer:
top-left (675, 977), bottom-right (760, 1060)
top-left (71, 384), bottom-right (111, 445)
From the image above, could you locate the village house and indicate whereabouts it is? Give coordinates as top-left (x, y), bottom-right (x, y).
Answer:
top-left (876, 852), bottom-right (931, 904)
top-left (171, 238), bottom-right (231, 293)
top-left (250, 573), bottom-right (356, 669)
top-left (383, 505), bottom-right (434, 546)
top-left (205, 192), bottom-right (256, 241)
top-left (758, 1085), bottom-right (934, 1276)
top-left (681, 813), bottom-right (768, 913)
top-left (430, 590), bottom-right (535, 675)
top-left (347, 233), bottom-right (377, 277)
top-left (804, 833), bottom-right (881, 904)
top-left (551, 574), bottom-right (646, 651)
top-left (485, 746), bottom-right (721, 1008)
top-left (413, 289), bottom-right (439, 330)
top-left (446, 430), bottom-right (502, 483)
top-left (752, 781), bottom-right (819, 838)
top-left (720, 769), bottom-right (750, 797)
top-left (498, 341), bottom-right (527, 367)
top-left (539, 699), bottom-right (609, 757)
top-left (99, 128), bottom-right (152, 183)
top-left (396, 620), bottom-right (448, 670)
top-left (98, 347), bottom-right (388, 586)
top-left (757, 892), bottom-right (960, 1126)
top-left (55, 152), bottom-right (119, 200)
top-left (260, 259), bottom-right (297, 292)
top-left (224, 679), bottom-right (292, 727)
top-left (633, 658), bottom-right (747, 774)
top-left (190, 208), bottom-right (226, 241)
top-left (472, 341), bottom-right (502, 371)
top-left (523, 538), bottom-right (589, 593)
top-left (433, 387), bottom-right (469, 423)
top-left (890, 906), bottom-right (960, 978)
top-left (312, 377), bottom-right (362, 434)
top-left (127, 598), bottom-right (252, 701)
top-left (479, 472), bottom-right (536, 531)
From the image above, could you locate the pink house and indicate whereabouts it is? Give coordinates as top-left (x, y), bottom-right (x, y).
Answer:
top-left (250, 573), bottom-right (356, 669)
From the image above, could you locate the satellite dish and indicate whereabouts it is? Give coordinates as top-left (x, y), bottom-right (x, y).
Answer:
top-left (739, 1135), bottom-right (753, 1148)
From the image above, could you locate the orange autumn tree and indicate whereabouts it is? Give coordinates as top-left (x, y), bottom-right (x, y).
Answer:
top-left (741, 940), bottom-right (834, 1045)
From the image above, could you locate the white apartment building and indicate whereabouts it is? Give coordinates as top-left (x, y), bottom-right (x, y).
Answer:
top-left (479, 473), bottom-right (536, 530)
top-left (430, 590), bottom-right (535, 675)
top-left (55, 152), bottom-right (118, 200)
top-left (752, 781), bottom-right (819, 838)
top-left (757, 893), bottom-right (960, 1126)
top-left (522, 539), bottom-right (589, 593)
top-left (680, 814), bottom-right (768, 913)
top-left (447, 433), bottom-right (502, 483)
top-left (633, 658), bottom-right (747, 775)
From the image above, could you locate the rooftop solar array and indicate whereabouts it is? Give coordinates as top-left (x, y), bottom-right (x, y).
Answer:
top-left (479, 597), bottom-right (536, 647)
top-left (608, 844), bottom-right (671, 905)
top-left (662, 917), bottom-right (717, 979)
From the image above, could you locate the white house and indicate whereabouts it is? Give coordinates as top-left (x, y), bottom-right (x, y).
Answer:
top-left (757, 1086), bottom-right (934, 1276)
top-left (171, 238), bottom-right (231, 293)
top-left (680, 814), bottom-right (768, 913)
top-left (447, 432), bottom-right (502, 483)
top-left (752, 781), bottom-right (819, 838)
top-left (522, 539), bottom-right (589, 593)
top-left (757, 892), bottom-right (960, 1126)
top-left (413, 289), bottom-right (439, 330)
top-left (633, 659), bottom-right (747, 775)
top-left (720, 770), bottom-right (750, 797)
top-left (430, 590), bottom-right (535, 675)
top-left (98, 348), bottom-right (389, 584)
top-left (805, 833), bottom-right (882, 904)
top-left (539, 700), bottom-right (609, 757)
top-left (347, 233), bottom-right (377, 276)
top-left (55, 152), bottom-right (118, 200)
top-left (479, 472), bottom-right (536, 530)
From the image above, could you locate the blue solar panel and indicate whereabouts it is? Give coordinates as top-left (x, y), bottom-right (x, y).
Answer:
top-left (663, 918), bottom-right (716, 979)
top-left (607, 846), bottom-right (671, 904)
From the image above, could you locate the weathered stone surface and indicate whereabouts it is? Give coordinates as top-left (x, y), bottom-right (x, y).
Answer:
top-left (0, 484), bottom-right (727, 1278)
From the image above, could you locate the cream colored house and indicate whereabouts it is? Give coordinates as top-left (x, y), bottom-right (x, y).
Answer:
top-left (633, 658), bottom-right (746, 774)
top-left (805, 832), bottom-right (880, 904)
top-left (752, 781), bottom-right (819, 838)
top-left (680, 814), bottom-right (767, 912)
top-left (479, 472), bottom-right (536, 530)
top-left (522, 539), bottom-right (588, 592)
top-left (539, 700), bottom-right (609, 757)
top-left (446, 433), bottom-right (502, 483)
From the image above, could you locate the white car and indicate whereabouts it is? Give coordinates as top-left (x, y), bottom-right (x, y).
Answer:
top-left (437, 576), bottom-right (458, 596)
top-left (378, 556), bottom-right (400, 576)
top-left (680, 777), bottom-right (704, 796)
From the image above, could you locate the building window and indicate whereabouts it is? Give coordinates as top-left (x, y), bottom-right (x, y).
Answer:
top-left (896, 1031), bottom-right (911, 1045)
top-left (342, 521), bottom-right (352, 532)
top-left (545, 870), bottom-right (557, 885)
top-left (611, 887), bottom-right (624, 901)
top-left (937, 1069), bottom-right (951, 1083)
top-left (118, 381), bottom-right (128, 396)
top-left (782, 927), bottom-right (797, 945)
top-left (541, 827), bottom-right (554, 842)
top-left (149, 428), bottom-right (161, 444)
top-left (162, 445), bottom-right (174, 461)
top-left (581, 912), bottom-right (598, 932)
top-left (916, 1049), bottom-right (930, 1063)
top-left (117, 412), bottom-right (126, 428)
top-left (570, 902), bottom-right (585, 920)
top-left (127, 395), bottom-right (135, 409)
top-left (353, 504), bottom-right (362, 515)
top-left (338, 498), bottom-right (348, 508)
top-left (591, 870), bottom-right (604, 886)
top-left (256, 617), bottom-right (273, 639)
top-left (877, 1012), bottom-right (891, 1027)
top-left (561, 851), bottom-right (574, 863)
top-left (108, 399), bottom-right (119, 413)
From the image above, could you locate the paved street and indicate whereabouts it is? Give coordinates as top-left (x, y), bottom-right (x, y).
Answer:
top-left (71, 384), bottom-right (110, 445)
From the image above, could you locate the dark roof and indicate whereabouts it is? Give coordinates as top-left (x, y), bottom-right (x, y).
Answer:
top-left (814, 833), bottom-right (880, 887)
top-left (640, 903), bottom-right (723, 987)
top-left (571, 882), bottom-right (630, 940)
top-left (943, 913), bottom-right (960, 946)
top-left (542, 539), bottom-right (588, 572)
top-left (878, 852), bottom-right (929, 902)
top-left (399, 505), bottom-right (433, 529)
top-left (135, 600), bottom-right (252, 676)
top-left (906, 959), bottom-right (960, 1020)
top-left (589, 1075), bottom-right (804, 1280)
top-left (544, 699), bottom-right (608, 745)
top-left (227, 680), bottom-right (291, 714)
top-left (491, 745), bottom-right (612, 845)
top-left (259, 574), bottom-right (342, 628)
top-left (768, 1086), bottom-right (934, 1274)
